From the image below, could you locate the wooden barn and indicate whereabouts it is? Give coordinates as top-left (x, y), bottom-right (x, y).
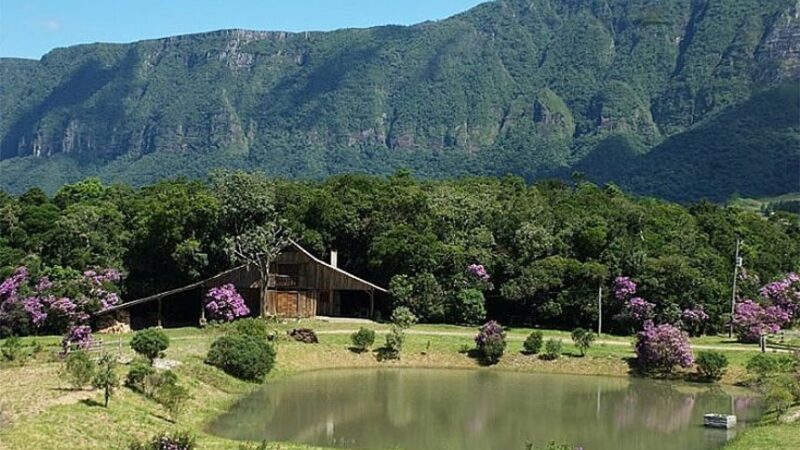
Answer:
top-left (97, 240), bottom-right (387, 330)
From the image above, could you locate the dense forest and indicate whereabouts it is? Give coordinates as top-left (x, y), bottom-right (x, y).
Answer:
top-left (1, 172), bottom-right (798, 335)
top-left (1, 0), bottom-right (798, 200)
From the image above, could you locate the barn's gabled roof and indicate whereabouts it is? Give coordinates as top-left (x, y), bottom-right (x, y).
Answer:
top-left (97, 239), bottom-right (386, 315)
top-left (287, 239), bottom-right (387, 293)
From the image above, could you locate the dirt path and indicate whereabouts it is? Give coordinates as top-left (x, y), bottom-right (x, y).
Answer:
top-left (164, 327), bottom-right (764, 352)
top-left (312, 329), bottom-right (763, 352)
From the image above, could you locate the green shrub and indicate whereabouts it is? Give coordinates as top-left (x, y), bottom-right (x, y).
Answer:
top-left (129, 431), bottom-right (195, 450)
top-left (92, 353), bottom-right (119, 407)
top-left (543, 339), bottom-right (562, 360)
top-left (765, 382), bottom-right (795, 415)
top-left (228, 318), bottom-right (271, 342)
top-left (63, 350), bottom-right (96, 389)
top-left (696, 351), bottom-right (728, 381)
top-left (125, 358), bottom-right (155, 392)
top-left (571, 328), bottom-right (595, 356)
top-left (155, 382), bottom-right (191, 423)
top-left (1, 336), bottom-right (26, 364)
top-left (383, 326), bottom-right (405, 359)
top-left (351, 327), bottom-right (376, 351)
top-left (746, 353), bottom-right (798, 382)
top-left (524, 331), bottom-right (544, 355)
top-left (130, 328), bottom-right (170, 362)
top-left (451, 289), bottom-right (486, 325)
top-left (205, 334), bottom-right (276, 382)
top-left (390, 307), bottom-right (417, 329)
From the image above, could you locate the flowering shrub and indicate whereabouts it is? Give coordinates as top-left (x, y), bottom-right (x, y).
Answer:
top-left (128, 431), bottom-right (196, 450)
top-left (732, 299), bottom-right (791, 342)
top-left (759, 272), bottom-right (800, 318)
top-left (475, 321), bottom-right (506, 364)
top-left (467, 264), bottom-right (490, 282)
top-left (680, 306), bottom-right (709, 337)
top-left (0, 266), bottom-right (122, 338)
top-left (626, 297), bottom-right (655, 322)
top-left (62, 325), bottom-right (93, 352)
top-left (613, 276), bottom-right (637, 300)
top-left (634, 321), bottom-right (694, 374)
top-left (204, 284), bottom-right (250, 322)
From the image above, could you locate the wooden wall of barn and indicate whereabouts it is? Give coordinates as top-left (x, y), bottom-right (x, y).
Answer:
top-left (265, 290), bottom-right (317, 317)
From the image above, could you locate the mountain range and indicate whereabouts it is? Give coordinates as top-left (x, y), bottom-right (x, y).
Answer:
top-left (1, 0), bottom-right (798, 200)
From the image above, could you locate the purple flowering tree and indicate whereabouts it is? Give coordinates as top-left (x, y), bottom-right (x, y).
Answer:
top-left (614, 276), bottom-right (637, 301)
top-left (626, 297), bottom-right (656, 322)
top-left (467, 264), bottom-right (490, 282)
top-left (61, 324), bottom-right (93, 352)
top-left (732, 299), bottom-right (791, 342)
top-left (0, 266), bottom-right (122, 340)
top-left (680, 306), bottom-right (709, 337)
top-left (204, 284), bottom-right (250, 322)
top-left (634, 321), bottom-right (694, 374)
top-left (758, 273), bottom-right (800, 319)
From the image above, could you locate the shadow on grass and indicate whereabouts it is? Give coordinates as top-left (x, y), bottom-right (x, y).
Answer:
top-left (464, 348), bottom-right (500, 366)
top-left (50, 386), bottom-right (86, 392)
top-left (79, 398), bottom-right (105, 408)
top-left (562, 352), bottom-right (586, 358)
top-left (347, 346), bottom-right (369, 354)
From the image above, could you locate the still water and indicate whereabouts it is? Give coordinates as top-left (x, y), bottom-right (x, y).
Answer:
top-left (208, 369), bottom-right (762, 450)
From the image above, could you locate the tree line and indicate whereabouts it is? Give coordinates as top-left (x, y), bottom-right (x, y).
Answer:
top-left (1, 171), bottom-right (798, 334)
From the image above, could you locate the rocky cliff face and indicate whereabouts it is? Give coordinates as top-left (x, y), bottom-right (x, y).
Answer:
top-left (0, 0), bottom-right (797, 200)
top-left (755, 2), bottom-right (800, 81)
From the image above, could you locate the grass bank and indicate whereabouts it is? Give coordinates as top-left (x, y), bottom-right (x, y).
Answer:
top-left (0, 321), bottom-right (786, 450)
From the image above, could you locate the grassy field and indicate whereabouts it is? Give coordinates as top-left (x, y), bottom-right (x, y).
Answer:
top-left (0, 320), bottom-right (792, 450)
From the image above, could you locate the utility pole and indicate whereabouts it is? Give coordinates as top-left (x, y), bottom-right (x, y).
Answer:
top-left (597, 284), bottom-right (603, 336)
top-left (729, 237), bottom-right (742, 338)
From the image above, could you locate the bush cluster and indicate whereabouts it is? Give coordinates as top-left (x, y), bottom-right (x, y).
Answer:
top-left (351, 327), bottom-right (376, 352)
top-left (695, 351), bottom-right (728, 381)
top-left (129, 431), bottom-right (195, 450)
top-left (523, 331), bottom-right (543, 355)
top-left (227, 318), bottom-right (271, 342)
top-left (130, 328), bottom-right (170, 362)
top-left (63, 350), bottom-right (95, 389)
top-left (206, 332), bottom-right (276, 382)
top-left (571, 328), bottom-right (595, 357)
top-left (543, 339), bottom-right (562, 360)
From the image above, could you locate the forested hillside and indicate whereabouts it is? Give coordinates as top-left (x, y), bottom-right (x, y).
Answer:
top-left (1, 0), bottom-right (798, 200)
top-left (1, 173), bottom-right (798, 333)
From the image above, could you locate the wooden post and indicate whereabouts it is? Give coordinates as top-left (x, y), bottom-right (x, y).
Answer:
top-left (597, 285), bottom-right (603, 336)
top-left (157, 297), bottom-right (163, 328)
top-left (369, 289), bottom-right (375, 319)
top-left (199, 284), bottom-right (206, 325)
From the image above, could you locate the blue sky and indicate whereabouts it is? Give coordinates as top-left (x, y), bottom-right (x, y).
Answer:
top-left (0, 0), bottom-right (486, 59)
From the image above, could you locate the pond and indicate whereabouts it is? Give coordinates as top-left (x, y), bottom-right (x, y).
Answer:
top-left (208, 369), bottom-right (762, 450)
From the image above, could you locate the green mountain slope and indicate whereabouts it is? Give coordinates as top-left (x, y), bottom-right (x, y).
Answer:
top-left (1, 0), bottom-right (798, 198)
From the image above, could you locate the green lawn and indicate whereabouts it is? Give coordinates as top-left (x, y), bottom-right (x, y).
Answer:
top-left (0, 322), bottom-right (791, 450)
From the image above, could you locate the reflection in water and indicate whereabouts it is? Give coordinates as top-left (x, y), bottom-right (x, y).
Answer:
top-left (208, 369), bottom-right (762, 450)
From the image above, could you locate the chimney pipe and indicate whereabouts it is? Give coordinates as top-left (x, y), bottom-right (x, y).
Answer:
top-left (330, 250), bottom-right (338, 268)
